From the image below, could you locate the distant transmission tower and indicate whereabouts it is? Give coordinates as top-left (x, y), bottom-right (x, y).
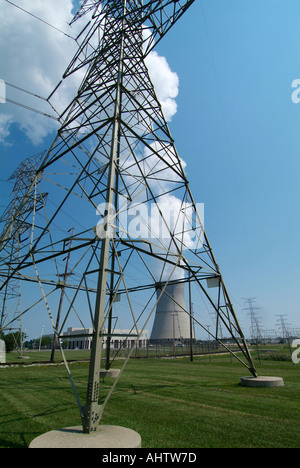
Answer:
top-left (0, 151), bottom-right (47, 331)
top-left (0, 0), bottom-right (256, 434)
top-left (243, 298), bottom-right (263, 341)
top-left (243, 297), bottom-right (263, 362)
top-left (276, 314), bottom-right (292, 356)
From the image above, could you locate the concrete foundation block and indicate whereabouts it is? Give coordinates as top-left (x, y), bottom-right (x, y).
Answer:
top-left (29, 425), bottom-right (142, 448)
top-left (240, 376), bottom-right (284, 388)
top-left (100, 368), bottom-right (121, 378)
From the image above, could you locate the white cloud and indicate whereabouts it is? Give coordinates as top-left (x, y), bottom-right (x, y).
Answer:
top-left (0, 0), bottom-right (82, 145)
top-left (145, 51), bottom-right (179, 121)
top-left (0, 114), bottom-right (13, 144)
top-left (0, 1), bottom-right (179, 145)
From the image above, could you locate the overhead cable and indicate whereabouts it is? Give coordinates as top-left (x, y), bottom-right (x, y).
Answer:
top-left (2, 0), bottom-right (77, 41)
top-left (5, 81), bottom-right (48, 102)
top-left (0, 96), bottom-right (59, 121)
top-left (3, 81), bottom-right (60, 117)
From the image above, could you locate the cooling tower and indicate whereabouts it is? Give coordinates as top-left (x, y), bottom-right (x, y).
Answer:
top-left (150, 282), bottom-right (191, 342)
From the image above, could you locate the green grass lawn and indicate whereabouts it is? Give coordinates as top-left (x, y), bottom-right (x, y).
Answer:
top-left (0, 353), bottom-right (299, 448)
top-left (3, 349), bottom-right (91, 363)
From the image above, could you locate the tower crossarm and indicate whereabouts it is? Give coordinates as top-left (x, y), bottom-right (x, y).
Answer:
top-left (140, 0), bottom-right (196, 56)
top-left (69, 0), bottom-right (101, 25)
top-left (71, 0), bottom-right (195, 56)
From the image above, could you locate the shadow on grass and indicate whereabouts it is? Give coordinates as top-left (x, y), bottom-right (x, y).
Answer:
top-left (0, 402), bottom-right (77, 448)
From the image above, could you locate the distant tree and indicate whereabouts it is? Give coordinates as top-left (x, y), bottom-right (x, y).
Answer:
top-left (3, 332), bottom-right (27, 352)
top-left (61, 340), bottom-right (68, 349)
top-left (40, 336), bottom-right (52, 348)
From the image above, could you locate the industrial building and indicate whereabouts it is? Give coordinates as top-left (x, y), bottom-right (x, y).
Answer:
top-left (61, 327), bottom-right (149, 351)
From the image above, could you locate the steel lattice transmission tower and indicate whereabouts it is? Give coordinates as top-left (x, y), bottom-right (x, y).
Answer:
top-left (0, 152), bottom-right (47, 331)
top-left (0, 0), bottom-right (257, 434)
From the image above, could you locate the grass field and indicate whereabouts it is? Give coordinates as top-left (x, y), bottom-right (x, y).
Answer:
top-left (0, 351), bottom-right (299, 448)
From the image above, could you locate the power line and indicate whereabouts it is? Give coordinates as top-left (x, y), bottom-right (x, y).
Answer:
top-left (199, 0), bottom-right (249, 246)
top-left (3, 79), bottom-right (61, 119)
top-left (5, 81), bottom-right (48, 102)
top-left (2, 0), bottom-right (77, 41)
top-left (0, 95), bottom-right (59, 121)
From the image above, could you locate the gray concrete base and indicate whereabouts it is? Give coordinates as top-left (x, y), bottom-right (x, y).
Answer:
top-left (240, 376), bottom-right (284, 388)
top-left (100, 368), bottom-right (121, 378)
top-left (29, 425), bottom-right (142, 448)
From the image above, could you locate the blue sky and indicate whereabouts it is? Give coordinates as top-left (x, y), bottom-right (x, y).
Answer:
top-left (0, 0), bottom-right (300, 339)
top-left (154, 0), bottom-right (300, 335)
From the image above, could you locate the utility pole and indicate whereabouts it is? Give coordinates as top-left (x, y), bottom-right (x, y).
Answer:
top-left (207, 325), bottom-right (212, 362)
top-left (39, 325), bottom-right (45, 351)
top-left (81, 1), bottom-right (127, 432)
top-left (50, 227), bottom-right (75, 363)
top-left (188, 276), bottom-right (193, 362)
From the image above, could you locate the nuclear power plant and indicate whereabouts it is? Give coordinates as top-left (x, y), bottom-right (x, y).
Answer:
top-left (150, 282), bottom-right (192, 343)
